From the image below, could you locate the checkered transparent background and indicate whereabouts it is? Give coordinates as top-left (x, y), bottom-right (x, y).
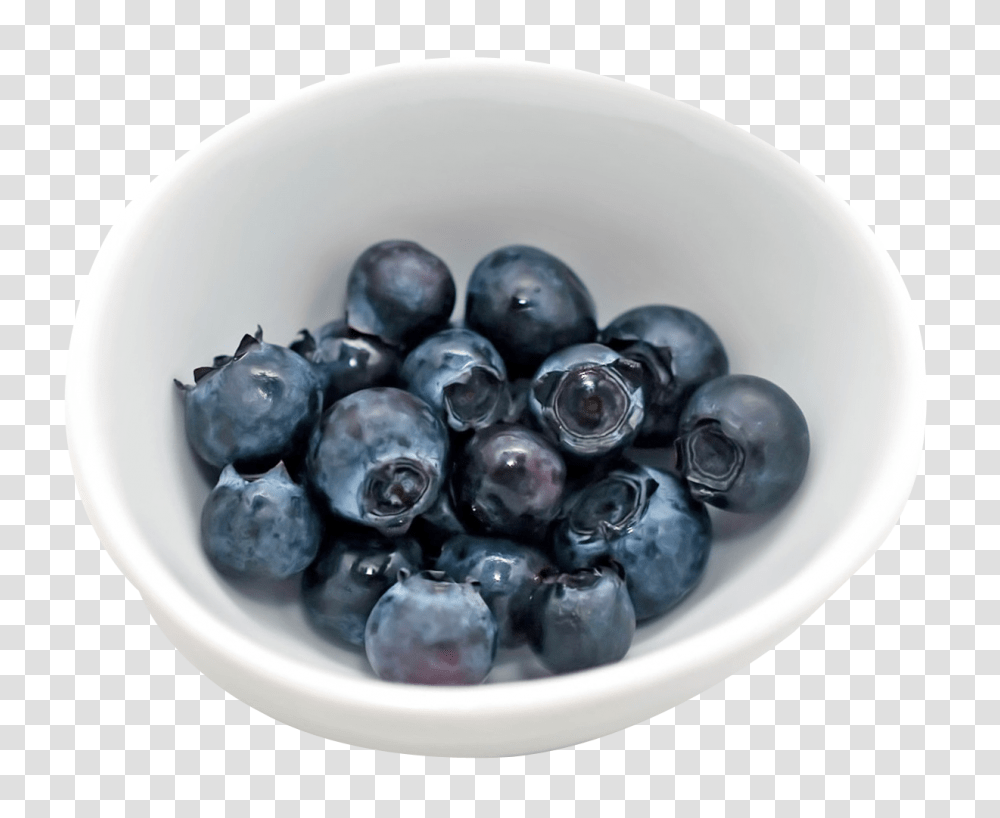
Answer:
top-left (1, 1), bottom-right (998, 815)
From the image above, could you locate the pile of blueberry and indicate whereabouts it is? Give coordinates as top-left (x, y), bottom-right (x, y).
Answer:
top-left (175, 241), bottom-right (810, 685)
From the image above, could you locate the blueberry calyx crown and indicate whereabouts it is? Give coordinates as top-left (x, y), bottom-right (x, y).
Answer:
top-left (565, 468), bottom-right (659, 544)
top-left (675, 419), bottom-right (745, 503)
top-left (602, 337), bottom-right (674, 397)
top-left (291, 326), bottom-right (377, 369)
top-left (538, 557), bottom-right (627, 592)
top-left (413, 569), bottom-right (481, 593)
top-left (223, 459), bottom-right (291, 484)
top-left (442, 367), bottom-right (507, 429)
top-left (363, 459), bottom-right (431, 523)
top-left (533, 358), bottom-right (644, 455)
top-left (174, 326), bottom-right (264, 391)
top-left (288, 328), bottom-right (318, 358)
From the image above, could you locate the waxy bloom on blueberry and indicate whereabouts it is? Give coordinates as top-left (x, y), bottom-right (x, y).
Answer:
top-left (302, 529), bottom-right (422, 647)
top-left (675, 374), bottom-right (809, 513)
top-left (599, 305), bottom-right (729, 445)
top-left (177, 328), bottom-right (323, 472)
top-left (307, 387), bottom-right (449, 535)
top-left (527, 562), bottom-right (635, 675)
top-left (290, 319), bottom-right (400, 408)
top-left (201, 462), bottom-right (322, 581)
top-left (346, 240), bottom-right (456, 348)
top-left (528, 343), bottom-right (645, 461)
top-left (554, 461), bottom-right (711, 621)
top-left (465, 245), bottom-right (597, 377)
top-left (364, 570), bottom-right (498, 685)
top-left (401, 328), bottom-right (510, 432)
top-left (455, 424), bottom-right (566, 541)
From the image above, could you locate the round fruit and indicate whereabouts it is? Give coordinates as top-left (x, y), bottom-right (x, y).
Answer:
top-left (308, 387), bottom-right (449, 536)
top-left (345, 240), bottom-right (455, 348)
top-left (178, 328), bottom-right (323, 472)
top-left (675, 374), bottom-right (809, 513)
top-left (465, 245), bottom-right (597, 377)
top-left (365, 570), bottom-right (498, 685)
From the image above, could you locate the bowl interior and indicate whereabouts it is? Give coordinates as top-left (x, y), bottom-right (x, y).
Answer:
top-left (72, 63), bottom-right (919, 747)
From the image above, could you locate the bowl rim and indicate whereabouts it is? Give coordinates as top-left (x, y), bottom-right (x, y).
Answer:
top-left (67, 57), bottom-right (925, 754)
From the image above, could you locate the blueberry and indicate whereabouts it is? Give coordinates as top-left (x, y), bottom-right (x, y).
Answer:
top-left (307, 387), bottom-right (449, 535)
top-left (401, 328), bottom-right (510, 432)
top-left (553, 461), bottom-right (711, 621)
top-left (302, 529), bottom-right (423, 647)
top-left (176, 328), bottom-right (323, 472)
top-left (290, 319), bottom-right (400, 408)
top-left (675, 374), bottom-right (809, 513)
top-left (346, 240), bottom-right (456, 348)
top-left (454, 424), bottom-right (566, 541)
top-left (201, 462), bottom-right (322, 581)
top-left (528, 343), bottom-right (645, 460)
top-left (527, 562), bottom-right (635, 675)
top-left (599, 305), bottom-right (729, 445)
top-left (364, 570), bottom-right (498, 685)
top-left (436, 535), bottom-right (550, 648)
top-left (465, 246), bottom-right (597, 377)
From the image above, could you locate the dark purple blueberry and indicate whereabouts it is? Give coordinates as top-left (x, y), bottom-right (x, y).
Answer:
top-left (176, 328), bottom-right (323, 472)
top-left (307, 387), bottom-right (448, 536)
top-left (528, 343), bottom-right (645, 460)
top-left (599, 305), bottom-right (729, 445)
top-left (675, 374), bottom-right (809, 513)
top-left (465, 245), bottom-right (597, 377)
top-left (290, 319), bottom-right (400, 408)
top-left (401, 328), bottom-right (510, 432)
top-left (435, 535), bottom-right (551, 648)
top-left (302, 529), bottom-right (423, 647)
top-left (553, 461), bottom-right (711, 621)
top-left (345, 240), bottom-right (456, 348)
top-left (527, 562), bottom-right (635, 675)
top-left (455, 424), bottom-right (566, 541)
top-left (200, 462), bottom-right (322, 581)
top-left (364, 570), bottom-right (498, 685)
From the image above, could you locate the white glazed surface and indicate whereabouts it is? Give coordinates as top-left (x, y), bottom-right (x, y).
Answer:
top-left (67, 60), bottom-right (924, 757)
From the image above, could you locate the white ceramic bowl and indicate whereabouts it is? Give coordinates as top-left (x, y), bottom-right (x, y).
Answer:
top-left (67, 60), bottom-right (923, 757)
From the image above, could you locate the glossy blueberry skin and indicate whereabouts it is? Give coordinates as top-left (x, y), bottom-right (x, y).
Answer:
top-left (364, 570), bottom-right (498, 685)
top-left (599, 305), bottom-right (729, 445)
top-left (401, 328), bottom-right (510, 432)
top-left (290, 319), bottom-right (400, 408)
top-left (553, 462), bottom-right (711, 621)
top-left (307, 387), bottom-right (449, 536)
top-left (527, 563), bottom-right (635, 675)
top-left (465, 246), bottom-right (597, 377)
top-left (180, 332), bottom-right (323, 472)
top-left (455, 424), bottom-right (566, 541)
top-left (436, 535), bottom-right (551, 648)
top-left (346, 240), bottom-right (456, 348)
top-left (302, 530), bottom-right (423, 647)
top-left (201, 462), bottom-right (322, 580)
top-left (675, 374), bottom-right (809, 513)
top-left (528, 343), bottom-right (645, 460)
